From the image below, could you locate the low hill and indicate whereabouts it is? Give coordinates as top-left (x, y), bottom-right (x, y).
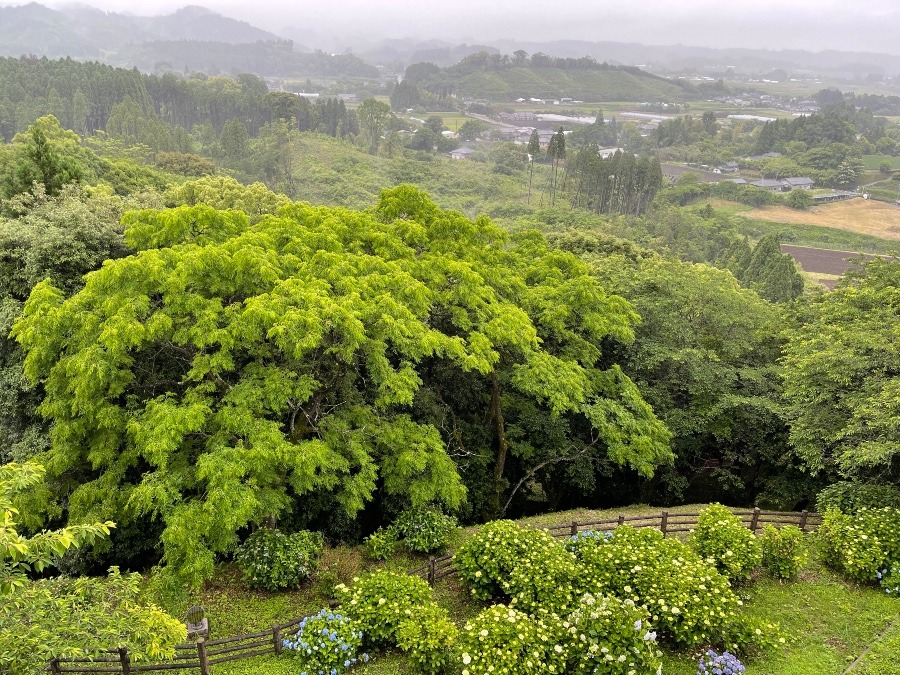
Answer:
top-left (450, 65), bottom-right (690, 101)
top-left (409, 53), bottom-right (693, 102)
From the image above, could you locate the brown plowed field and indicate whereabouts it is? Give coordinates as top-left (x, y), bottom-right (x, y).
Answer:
top-left (781, 245), bottom-right (890, 289)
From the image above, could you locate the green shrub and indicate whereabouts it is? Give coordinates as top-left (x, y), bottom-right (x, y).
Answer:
top-left (454, 520), bottom-right (548, 600)
top-left (816, 482), bottom-right (900, 514)
top-left (364, 527), bottom-right (398, 560)
top-left (571, 526), bottom-right (751, 648)
top-left (393, 506), bottom-right (457, 554)
top-left (689, 504), bottom-right (762, 581)
top-left (818, 507), bottom-right (900, 584)
top-left (759, 525), bottom-right (808, 580)
top-left (335, 570), bottom-right (432, 648)
top-left (454, 519), bottom-right (580, 613)
top-left (457, 605), bottom-right (568, 675)
top-left (282, 609), bottom-right (368, 674)
top-left (234, 528), bottom-right (323, 590)
top-left (563, 592), bottom-right (662, 675)
top-left (397, 604), bottom-right (459, 675)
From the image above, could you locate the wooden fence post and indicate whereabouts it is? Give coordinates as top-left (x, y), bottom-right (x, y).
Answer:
top-left (570, 520), bottom-right (578, 536)
top-left (197, 636), bottom-right (211, 675)
top-left (273, 624), bottom-right (282, 656)
top-left (799, 510), bottom-right (809, 532)
top-left (118, 647), bottom-right (131, 675)
top-left (49, 659), bottom-right (61, 675)
top-left (427, 557), bottom-right (436, 586)
top-left (660, 511), bottom-right (669, 537)
top-left (617, 514), bottom-right (625, 528)
top-left (750, 507), bottom-right (761, 533)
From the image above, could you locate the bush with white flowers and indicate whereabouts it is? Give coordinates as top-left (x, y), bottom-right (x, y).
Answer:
top-left (759, 524), bottom-right (808, 580)
top-left (457, 605), bottom-right (568, 675)
top-left (818, 507), bottom-right (900, 585)
top-left (396, 604), bottom-right (459, 675)
top-left (334, 570), bottom-right (432, 648)
top-left (563, 592), bottom-right (662, 675)
top-left (689, 504), bottom-right (762, 581)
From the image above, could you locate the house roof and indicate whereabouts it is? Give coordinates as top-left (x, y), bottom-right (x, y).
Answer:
top-left (751, 179), bottom-right (784, 188)
top-left (783, 176), bottom-right (814, 186)
top-left (451, 147), bottom-right (475, 155)
top-left (728, 178), bottom-right (748, 184)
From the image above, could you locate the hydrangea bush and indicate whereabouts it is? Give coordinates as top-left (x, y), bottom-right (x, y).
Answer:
top-left (689, 504), bottom-right (762, 581)
top-left (396, 604), bottom-right (459, 675)
top-left (697, 649), bottom-right (745, 675)
top-left (571, 525), bottom-right (780, 652)
top-left (454, 519), bottom-right (579, 612)
top-left (282, 609), bottom-right (368, 675)
top-left (235, 528), bottom-right (323, 590)
top-left (563, 592), bottom-right (662, 675)
top-left (363, 527), bottom-right (398, 561)
top-left (457, 605), bottom-right (568, 675)
top-left (334, 570), bottom-right (432, 648)
top-left (818, 507), bottom-right (900, 584)
top-left (759, 524), bottom-right (808, 580)
top-left (877, 565), bottom-right (900, 596)
top-left (393, 506), bottom-right (457, 554)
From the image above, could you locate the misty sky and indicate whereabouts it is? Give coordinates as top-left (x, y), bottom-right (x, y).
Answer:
top-left (17, 0), bottom-right (900, 55)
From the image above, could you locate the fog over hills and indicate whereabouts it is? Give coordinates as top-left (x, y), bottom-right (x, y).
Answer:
top-left (2, 1), bottom-right (900, 81)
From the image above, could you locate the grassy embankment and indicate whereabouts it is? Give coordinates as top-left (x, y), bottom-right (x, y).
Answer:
top-left (152, 504), bottom-right (900, 675)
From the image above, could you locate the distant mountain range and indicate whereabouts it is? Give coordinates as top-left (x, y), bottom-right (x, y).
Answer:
top-left (0, 3), bottom-right (282, 59)
top-left (2, 2), bottom-right (900, 83)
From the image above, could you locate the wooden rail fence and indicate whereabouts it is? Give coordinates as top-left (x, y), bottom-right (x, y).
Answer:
top-left (48, 507), bottom-right (820, 674)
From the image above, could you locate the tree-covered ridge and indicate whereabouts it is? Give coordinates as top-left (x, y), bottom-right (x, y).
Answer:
top-left (13, 186), bottom-right (671, 586)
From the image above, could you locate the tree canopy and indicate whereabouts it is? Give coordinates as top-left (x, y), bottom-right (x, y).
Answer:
top-left (14, 186), bottom-right (671, 586)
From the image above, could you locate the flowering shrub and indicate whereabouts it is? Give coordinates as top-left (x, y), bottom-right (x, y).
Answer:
top-left (759, 524), bottom-right (808, 580)
top-left (877, 565), bottom-right (900, 596)
top-left (689, 504), bottom-right (762, 581)
top-left (393, 506), bottom-right (457, 554)
top-left (572, 526), bottom-right (746, 648)
top-left (563, 593), bottom-right (662, 675)
top-left (364, 527), bottom-right (398, 560)
top-left (457, 605), bottom-right (568, 675)
top-left (818, 507), bottom-right (900, 584)
top-left (235, 528), bottom-right (323, 590)
top-left (566, 530), bottom-right (613, 551)
top-left (697, 649), bottom-right (745, 675)
top-left (282, 609), bottom-right (368, 675)
top-left (816, 481), bottom-right (900, 514)
top-left (396, 604), bottom-right (459, 675)
top-left (334, 570), bottom-right (432, 648)
top-left (454, 519), bottom-right (578, 608)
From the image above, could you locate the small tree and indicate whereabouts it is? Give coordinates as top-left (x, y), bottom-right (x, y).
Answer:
top-left (527, 129), bottom-right (540, 203)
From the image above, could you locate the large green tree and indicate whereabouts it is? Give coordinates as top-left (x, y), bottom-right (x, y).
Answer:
top-left (14, 187), bottom-right (671, 586)
top-left (782, 259), bottom-right (900, 486)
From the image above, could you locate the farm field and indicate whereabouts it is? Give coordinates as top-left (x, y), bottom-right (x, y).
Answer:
top-left (742, 199), bottom-right (900, 240)
top-left (862, 154), bottom-right (900, 170)
top-left (150, 504), bottom-right (900, 675)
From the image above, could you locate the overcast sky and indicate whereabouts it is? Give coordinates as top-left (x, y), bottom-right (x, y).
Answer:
top-left (18, 0), bottom-right (900, 55)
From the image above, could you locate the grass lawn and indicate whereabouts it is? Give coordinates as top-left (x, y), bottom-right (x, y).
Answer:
top-left (149, 504), bottom-right (900, 675)
top-left (862, 155), bottom-right (900, 171)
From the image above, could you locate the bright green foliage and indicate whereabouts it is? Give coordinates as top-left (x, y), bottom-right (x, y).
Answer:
top-left (0, 568), bottom-right (186, 674)
top-left (0, 461), bottom-right (114, 594)
top-left (282, 609), bottom-right (365, 674)
top-left (396, 604), bottom-right (459, 675)
top-left (816, 482), bottom-right (900, 514)
top-left (234, 528), bottom-right (323, 590)
top-left (165, 175), bottom-right (290, 221)
top-left (689, 504), bottom-right (762, 581)
top-left (563, 592), bottom-right (662, 675)
top-left (457, 605), bottom-right (568, 675)
top-left (782, 260), bottom-right (900, 483)
top-left (391, 506), bottom-right (456, 554)
top-left (817, 507), bottom-right (900, 584)
top-left (335, 570), bottom-right (432, 648)
top-left (364, 527), bottom-right (398, 560)
top-left (14, 186), bottom-right (668, 586)
top-left (570, 526), bottom-right (745, 648)
top-left (759, 524), bottom-right (808, 580)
